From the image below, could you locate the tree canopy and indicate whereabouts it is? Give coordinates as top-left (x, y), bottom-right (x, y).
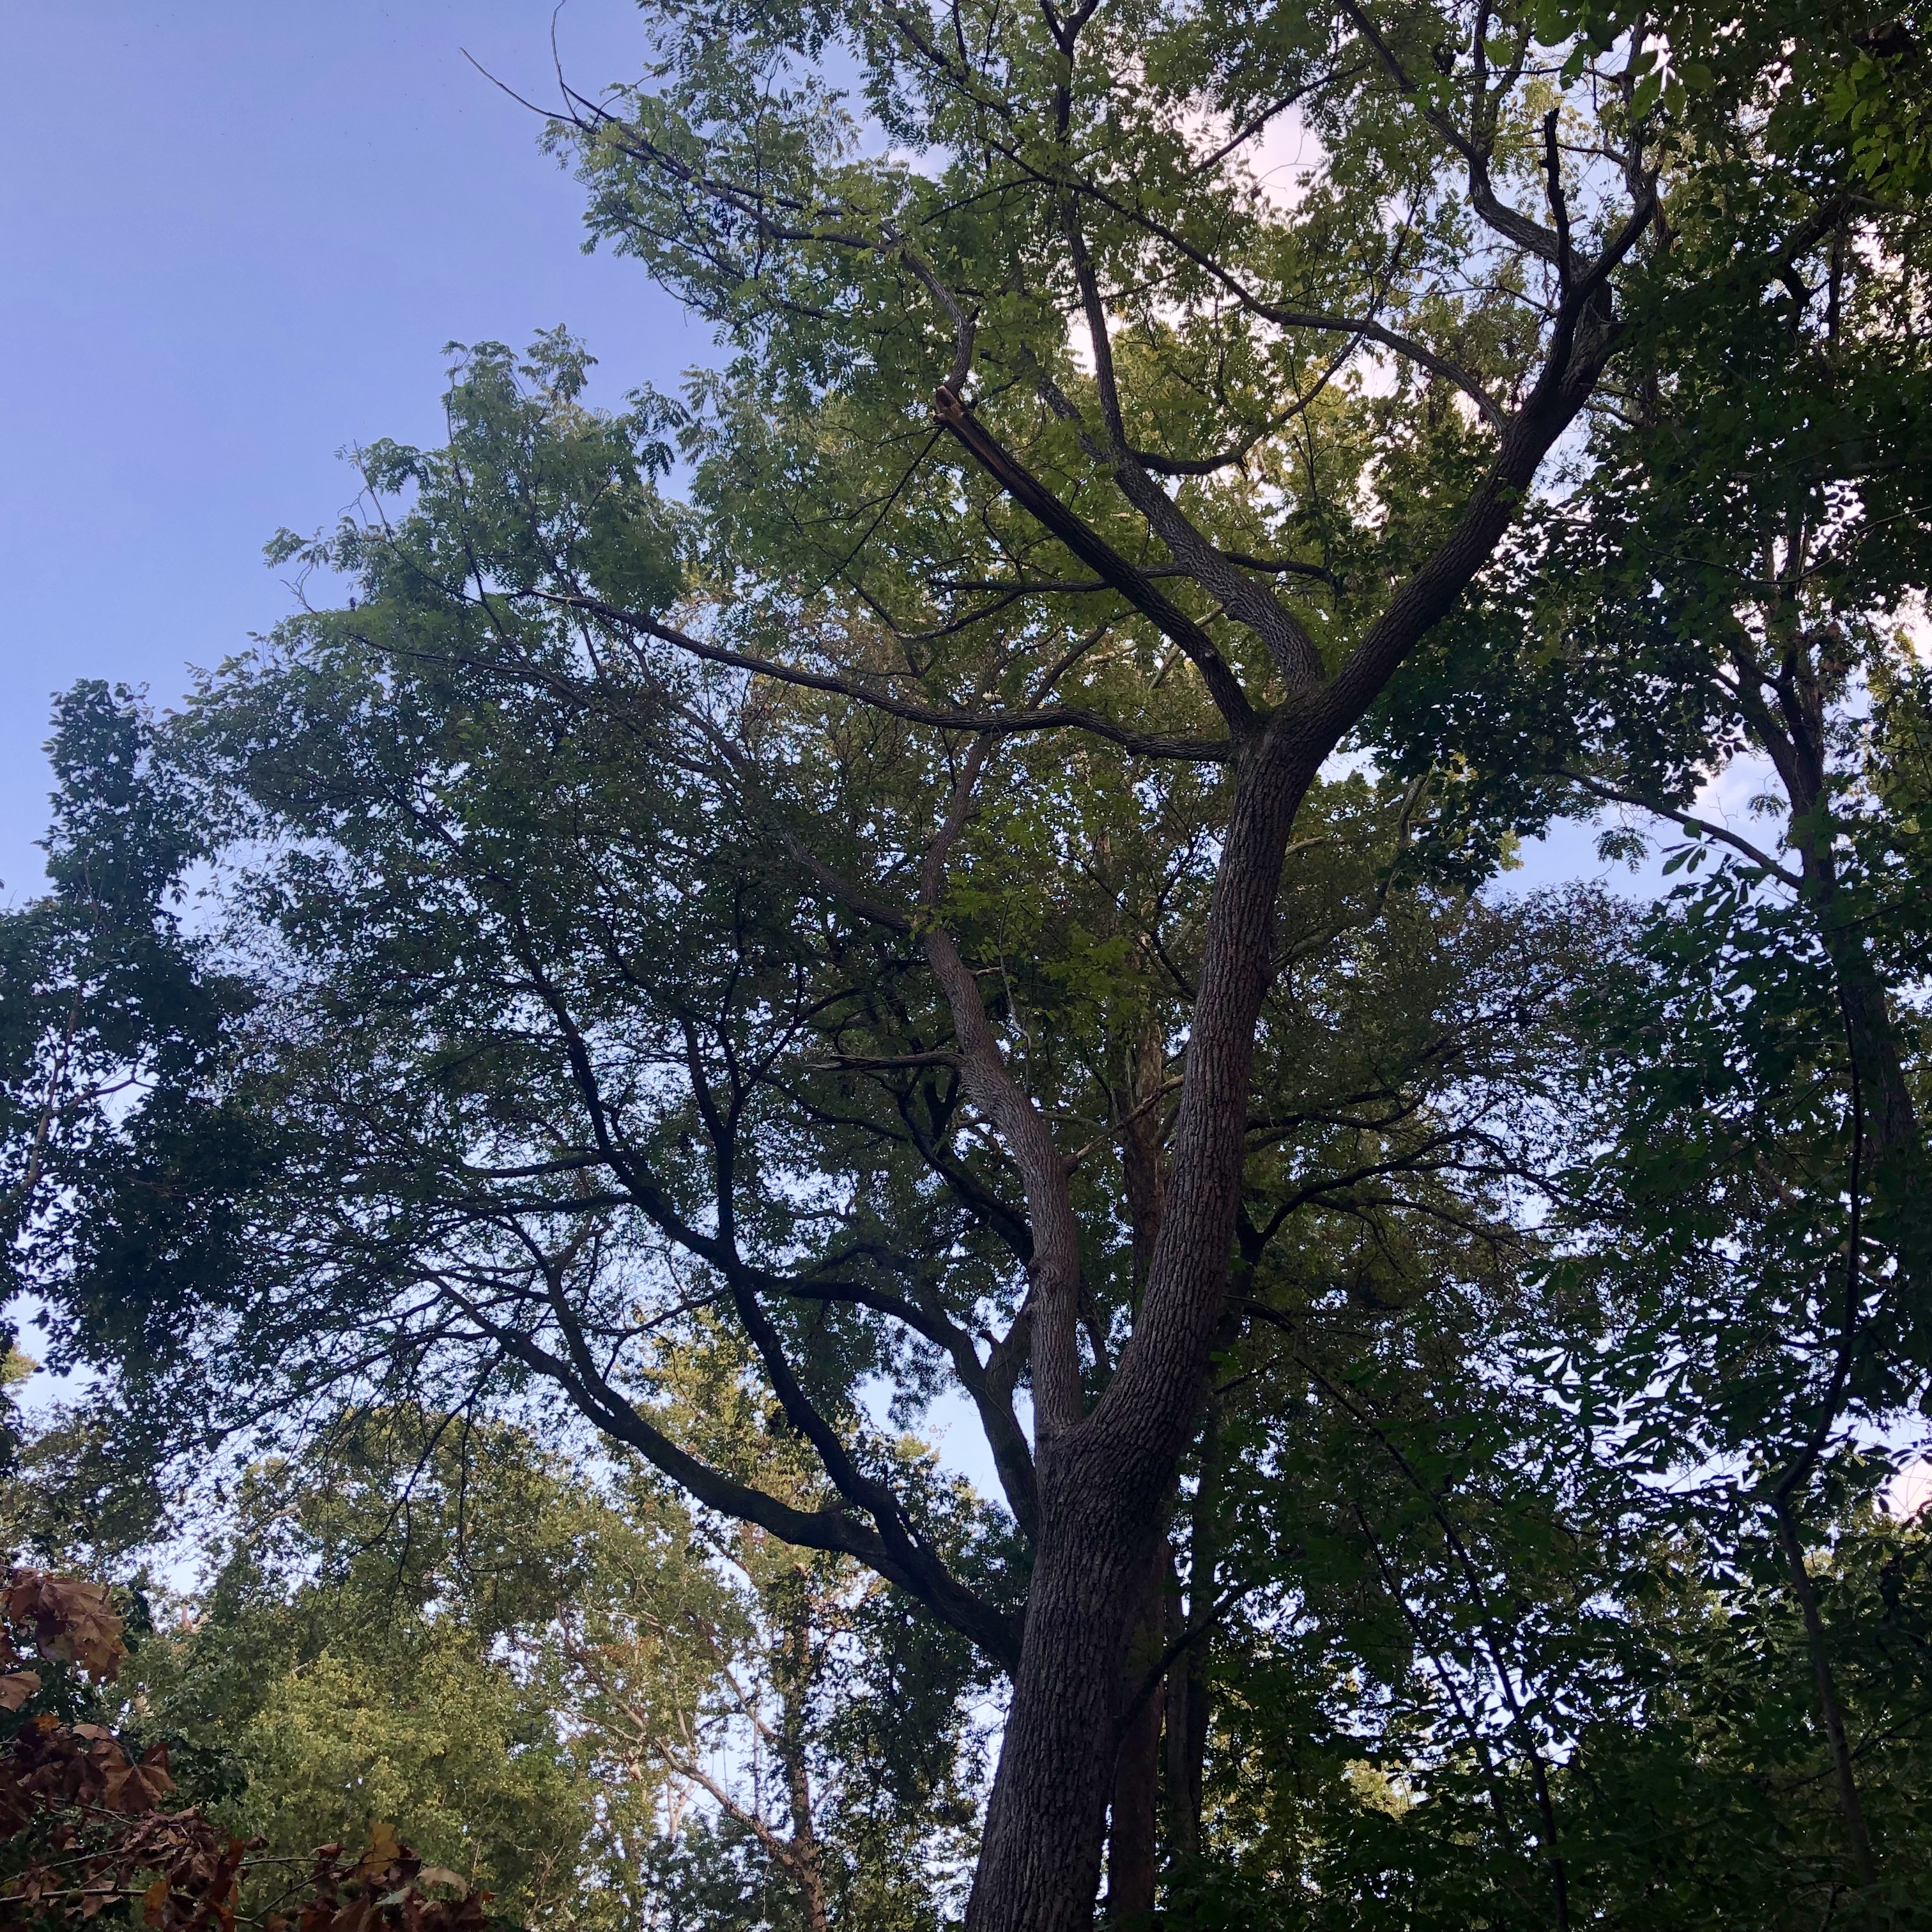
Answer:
top-left (6, 0), bottom-right (1932, 1926)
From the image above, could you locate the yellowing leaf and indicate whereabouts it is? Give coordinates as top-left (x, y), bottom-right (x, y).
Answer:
top-left (353, 1820), bottom-right (402, 1878)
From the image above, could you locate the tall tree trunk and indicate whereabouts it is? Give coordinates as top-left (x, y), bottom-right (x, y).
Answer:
top-left (781, 1768), bottom-right (831, 1932)
top-left (965, 740), bottom-right (1315, 1932)
top-left (968, 1485), bottom-right (1158, 1931)
top-left (1729, 662), bottom-right (1895, 1894)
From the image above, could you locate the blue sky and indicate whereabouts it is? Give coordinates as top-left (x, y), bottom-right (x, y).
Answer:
top-left (1, 1), bottom-right (709, 898)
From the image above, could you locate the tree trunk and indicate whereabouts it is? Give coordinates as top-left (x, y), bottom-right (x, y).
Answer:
top-left (965, 740), bottom-right (1315, 1932)
top-left (967, 1478), bottom-right (1154, 1929)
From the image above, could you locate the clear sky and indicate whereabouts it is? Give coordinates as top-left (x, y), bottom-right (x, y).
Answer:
top-left (0, 0), bottom-right (709, 899)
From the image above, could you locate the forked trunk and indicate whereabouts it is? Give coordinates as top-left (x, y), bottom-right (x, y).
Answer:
top-left (964, 308), bottom-right (1614, 1932)
top-left (965, 742), bottom-right (1315, 1932)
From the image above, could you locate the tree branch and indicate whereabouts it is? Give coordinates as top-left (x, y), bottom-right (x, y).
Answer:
top-left (562, 592), bottom-right (1232, 762)
top-left (1558, 769), bottom-right (1802, 885)
top-left (930, 388), bottom-right (1260, 735)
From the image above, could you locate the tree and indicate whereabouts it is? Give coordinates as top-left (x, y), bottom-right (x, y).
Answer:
top-left (129, 1376), bottom-right (984, 1932)
top-left (13, 1), bottom-right (1924, 1925)
top-left (1353, 10), bottom-right (1932, 1889)
top-left (1, 681), bottom-right (241, 1314)
top-left (1372, 171), bottom-right (1932, 1246)
top-left (26, 371), bottom-right (1609, 1924)
top-left (530, 7), bottom-right (1924, 1914)
top-left (1165, 1336), bottom-right (1932, 1928)
top-left (0, 1559), bottom-right (505, 1932)
top-left (142, 1412), bottom-right (658, 1932)
top-left (567, 1332), bottom-right (987, 1932)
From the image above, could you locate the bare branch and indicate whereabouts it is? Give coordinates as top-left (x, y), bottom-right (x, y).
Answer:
top-left (931, 388), bottom-right (1261, 734)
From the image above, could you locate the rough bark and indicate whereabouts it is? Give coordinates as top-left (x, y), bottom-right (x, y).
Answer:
top-left (1106, 1708), bottom-right (1162, 1924)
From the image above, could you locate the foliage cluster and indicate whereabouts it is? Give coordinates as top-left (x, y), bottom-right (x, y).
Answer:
top-left (6, 0), bottom-right (1932, 1925)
